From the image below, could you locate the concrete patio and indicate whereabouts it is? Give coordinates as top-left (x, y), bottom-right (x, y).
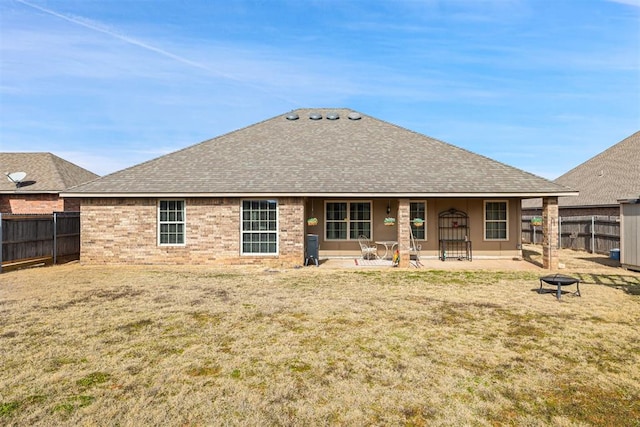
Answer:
top-left (311, 244), bottom-right (640, 275)
top-left (315, 257), bottom-right (542, 271)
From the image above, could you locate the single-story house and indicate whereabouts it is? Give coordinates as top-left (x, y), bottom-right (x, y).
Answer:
top-left (1, 152), bottom-right (99, 214)
top-left (522, 130), bottom-right (639, 217)
top-left (63, 108), bottom-right (576, 269)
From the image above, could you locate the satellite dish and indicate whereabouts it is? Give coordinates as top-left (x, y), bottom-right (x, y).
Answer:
top-left (6, 171), bottom-right (27, 186)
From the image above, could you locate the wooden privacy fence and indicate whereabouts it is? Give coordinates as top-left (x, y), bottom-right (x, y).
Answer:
top-left (0, 212), bottom-right (80, 272)
top-left (522, 215), bottom-right (620, 254)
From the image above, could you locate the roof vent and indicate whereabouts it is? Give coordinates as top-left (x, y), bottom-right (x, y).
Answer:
top-left (326, 112), bottom-right (340, 120)
top-left (309, 112), bottom-right (322, 120)
top-left (286, 113), bottom-right (299, 120)
top-left (347, 112), bottom-right (362, 120)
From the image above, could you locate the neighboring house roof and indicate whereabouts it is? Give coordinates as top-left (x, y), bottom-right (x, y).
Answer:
top-left (523, 131), bottom-right (640, 209)
top-left (1, 152), bottom-right (99, 194)
top-left (64, 108), bottom-right (575, 198)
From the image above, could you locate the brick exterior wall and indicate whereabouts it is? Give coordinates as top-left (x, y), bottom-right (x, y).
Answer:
top-left (80, 197), bottom-right (305, 267)
top-left (397, 199), bottom-right (411, 268)
top-left (0, 194), bottom-right (67, 214)
top-left (63, 198), bottom-right (81, 212)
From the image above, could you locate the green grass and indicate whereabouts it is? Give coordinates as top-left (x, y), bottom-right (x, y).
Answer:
top-left (76, 372), bottom-right (111, 389)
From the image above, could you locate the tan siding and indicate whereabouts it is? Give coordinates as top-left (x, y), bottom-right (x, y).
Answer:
top-left (307, 198), bottom-right (523, 259)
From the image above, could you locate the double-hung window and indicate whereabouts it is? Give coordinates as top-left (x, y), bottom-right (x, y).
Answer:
top-left (241, 200), bottom-right (278, 255)
top-left (410, 201), bottom-right (427, 240)
top-left (484, 200), bottom-right (508, 240)
top-left (159, 200), bottom-right (185, 245)
top-left (325, 201), bottom-right (372, 240)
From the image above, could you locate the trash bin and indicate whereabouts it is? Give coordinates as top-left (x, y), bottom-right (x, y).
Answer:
top-left (305, 234), bottom-right (319, 266)
top-left (610, 248), bottom-right (620, 261)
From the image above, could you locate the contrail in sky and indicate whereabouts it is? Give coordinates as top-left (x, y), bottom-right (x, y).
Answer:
top-left (16, 0), bottom-right (214, 72)
top-left (15, 0), bottom-right (300, 105)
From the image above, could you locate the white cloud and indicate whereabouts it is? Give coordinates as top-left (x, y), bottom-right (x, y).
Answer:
top-left (12, 0), bottom-right (303, 105)
top-left (2, 0), bottom-right (638, 177)
top-left (607, 0), bottom-right (640, 7)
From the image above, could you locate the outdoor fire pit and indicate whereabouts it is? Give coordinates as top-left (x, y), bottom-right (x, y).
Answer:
top-left (539, 274), bottom-right (581, 300)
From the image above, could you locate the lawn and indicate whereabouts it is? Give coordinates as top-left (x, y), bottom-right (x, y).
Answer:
top-left (1, 263), bottom-right (639, 426)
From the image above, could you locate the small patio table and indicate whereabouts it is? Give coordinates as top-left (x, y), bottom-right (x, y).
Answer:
top-left (375, 241), bottom-right (398, 260)
top-left (539, 274), bottom-right (581, 300)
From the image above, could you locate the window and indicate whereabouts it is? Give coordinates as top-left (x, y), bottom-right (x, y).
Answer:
top-left (326, 202), bottom-right (347, 240)
top-left (485, 201), bottom-right (508, 240)
top-left (159, 200), bottom-right (185, 245)
top-left (410, 201), bottom-right (427, 240)
top-left (241, 200), bottom-right (278, 254)
top-left (325, 201), bottom-right (371, 240)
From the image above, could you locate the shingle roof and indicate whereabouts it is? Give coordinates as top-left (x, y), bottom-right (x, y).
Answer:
top-left (64, 108), bottom-right (575, 197)
top-left (523, 131), bottom-right (640, 209)
top-left (0, 152), bottom-right (99, 193)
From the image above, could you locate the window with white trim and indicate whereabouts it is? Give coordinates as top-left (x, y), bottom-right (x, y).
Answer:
top-left (325, 201), bottom-right (372, 240)
top-left (158, 200), bottom-right (185, 245)
top-left (484, 200), bottom-right (508, 240)
top-left (410, 201), bottom-right (427, 240)
top-left (241, 200), bottom-right (278, 255)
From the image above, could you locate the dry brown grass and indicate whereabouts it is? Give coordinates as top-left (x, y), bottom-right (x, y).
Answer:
top-left (1, 258), bottom-right (639, 426)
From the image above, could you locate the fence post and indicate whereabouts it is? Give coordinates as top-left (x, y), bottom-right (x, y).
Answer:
top-left (53, 212), bottom-right (58, 265)
top-left (558, 216), bottom-right (562, 249)
top-left (591, 216), bottom-right (595, 253)
top-left (0, 212), bottom-right (3, 274)
top-left (532, 225), bottom-right (536, 244)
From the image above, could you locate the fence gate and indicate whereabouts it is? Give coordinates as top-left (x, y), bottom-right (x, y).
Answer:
top-left (0, 212), bottom-right (80, 273)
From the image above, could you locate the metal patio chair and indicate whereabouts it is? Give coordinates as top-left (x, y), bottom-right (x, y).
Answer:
top-left (358, 235), bottom-right (379, 260)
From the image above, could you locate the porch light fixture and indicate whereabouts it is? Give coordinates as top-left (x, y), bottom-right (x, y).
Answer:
top-left (384, 200), bottom-right (395, 226)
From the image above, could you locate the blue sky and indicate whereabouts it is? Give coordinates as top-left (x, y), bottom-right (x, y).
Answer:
top-left (1, 0), bottom-right (639, 179)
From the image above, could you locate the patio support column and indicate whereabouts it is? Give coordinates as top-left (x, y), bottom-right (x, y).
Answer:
top-left (542, 196), bottom-right (559, 270)
top-left (397, 198), bottom-right (411, 268)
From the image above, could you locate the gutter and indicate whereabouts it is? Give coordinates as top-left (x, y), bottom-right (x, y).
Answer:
top-left (61, 191), bottom-right (580, 198)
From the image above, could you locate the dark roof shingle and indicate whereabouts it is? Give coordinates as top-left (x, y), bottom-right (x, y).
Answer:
top-left (65, 108), bottom-right (574, 197)
top-left (1, 152), bottom-right (99, 193)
